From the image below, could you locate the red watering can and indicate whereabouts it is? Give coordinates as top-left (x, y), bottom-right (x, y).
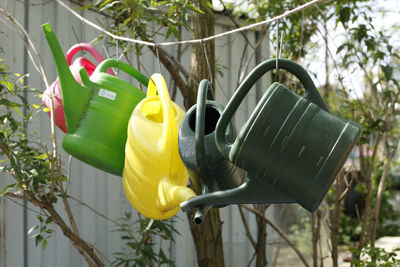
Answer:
top-left (42, 43), bottom-right (113, 133)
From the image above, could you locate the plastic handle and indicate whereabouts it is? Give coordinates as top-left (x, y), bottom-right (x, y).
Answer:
top-left (215, 58), bottom-right (330, 159)
top-left (66, 43), bottom-right (114, 75)
top-left (96, 58), bottom-right (149, 87)
top-left (195, 79), bottom-right (215, 169)
top-left (147, 74), bottom-right (177, 151)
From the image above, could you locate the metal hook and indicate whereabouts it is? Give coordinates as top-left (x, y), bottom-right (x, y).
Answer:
top-left (71, 25), bottom-right (84, 55)
top-left (155, 45), bottom-right (162, 75)
top-left (202, 40), bottom-right (213, 88)
top-left (275, 20), bottom-right (279, 73)
top-left (81, 19), bottom-right (86, 53)
top-left (103, 44), bottom-right (110, 59)
top-left (116, 39), bottom-right (120, 75)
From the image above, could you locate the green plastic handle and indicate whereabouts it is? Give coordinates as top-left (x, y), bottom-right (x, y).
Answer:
top-left (215, 58), bottom-right (330, 159)
top-left (96, 58), bottom-right (149, 87)
top-left (195, 80), bottom-right (215, 169)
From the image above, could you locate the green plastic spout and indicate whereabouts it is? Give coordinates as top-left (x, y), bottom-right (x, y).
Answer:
top-left (41, 23), bottom-right (91, 133)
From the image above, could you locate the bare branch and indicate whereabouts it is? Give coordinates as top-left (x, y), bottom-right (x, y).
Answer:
top-left (68, 195), bottom-right (138, 242)
top-left (237, 205), bottom-right (257, 249)
top-left (240, 204), bottom-right (310, 267)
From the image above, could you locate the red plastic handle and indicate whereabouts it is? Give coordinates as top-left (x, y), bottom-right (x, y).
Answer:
top-left (66, 43), bottom-right (113, 75)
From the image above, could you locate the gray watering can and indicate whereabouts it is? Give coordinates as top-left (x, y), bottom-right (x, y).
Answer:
top-left (178, 80), bottom-right (246, 223)
top-left (181, 58), bottom-right (362, 212)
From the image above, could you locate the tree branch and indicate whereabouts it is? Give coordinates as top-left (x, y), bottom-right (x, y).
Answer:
top-left (240, 204), bottom-right (310, 267)
top-left (68, 195), bottom-right (138, 242)
top-left (237, 205), bottom-right (257, 249)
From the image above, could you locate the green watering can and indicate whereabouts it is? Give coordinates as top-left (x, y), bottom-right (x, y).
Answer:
top-left (178, 80), bottom-right (246, 224)
top-left (42, 23), bottom-right (148, 176)
top-left (181, 58), bottom-right (362, 212)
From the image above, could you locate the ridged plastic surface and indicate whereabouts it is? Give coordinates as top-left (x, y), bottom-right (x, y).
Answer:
top-left (123, 74), bottom-right (195, 220)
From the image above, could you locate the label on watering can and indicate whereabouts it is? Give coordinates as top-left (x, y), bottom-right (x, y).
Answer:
top-left (99, 89), bottom-right (116, 100)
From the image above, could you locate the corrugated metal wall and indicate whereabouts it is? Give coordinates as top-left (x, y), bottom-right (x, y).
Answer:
top-left (0, 1), bottom-right (279, 266)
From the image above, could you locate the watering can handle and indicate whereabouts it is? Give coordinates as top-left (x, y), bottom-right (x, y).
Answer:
top-left (215, 58), bottom-right (330, 159)
top-left (96, 58), bottom-right (149, 87)
top-left (195, 80), bottom-right (215, 169)
top-left (66, 43), bottom-right (114, 75)
top-left (147, 74), bottom-right (177, 151)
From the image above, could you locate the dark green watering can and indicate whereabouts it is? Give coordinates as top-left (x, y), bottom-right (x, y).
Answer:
top-left (42, 23), bottom-right (148, 176)
top-left (178, 80), bottom-right (246, 223)
top-left (181, 58), bottom-right (362, 212)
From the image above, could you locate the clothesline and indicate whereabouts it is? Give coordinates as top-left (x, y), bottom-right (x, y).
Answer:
top-left (56, 0), bottom-right (326, 47)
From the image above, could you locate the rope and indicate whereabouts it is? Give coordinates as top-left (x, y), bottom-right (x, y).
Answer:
top-left (56, 0), bottom-right (325, 47)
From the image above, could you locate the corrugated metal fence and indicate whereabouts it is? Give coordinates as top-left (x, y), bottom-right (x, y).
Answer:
top-left (0, 0), bottom-right (280, 266)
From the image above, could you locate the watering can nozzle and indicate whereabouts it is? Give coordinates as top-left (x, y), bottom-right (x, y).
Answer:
top-left (193, 206), bottom-right (211, 225)
top-left (156, 181), bottom-right (196, 211)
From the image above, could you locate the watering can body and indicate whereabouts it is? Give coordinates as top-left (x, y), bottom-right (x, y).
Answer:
top-left (182, 59), bottom-right (362, 213)
top-left (178, 80), bottom-right (246, 199)
top-left (42, 23), bottom-right (148, 176)
top-left (123, 74), bottom-right (196, 220)
top-left (42, 43), bottom-right (112, 133)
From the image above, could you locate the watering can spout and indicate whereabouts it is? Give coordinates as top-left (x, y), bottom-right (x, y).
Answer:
top-left (157, 181), bottom-right (196, 212)
top-left (41, 23), bottom-right (91, 133)
top-left (180, 178), bottom-right (295, 212)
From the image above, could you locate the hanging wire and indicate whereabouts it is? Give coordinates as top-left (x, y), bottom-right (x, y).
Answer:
top-left (55, 0), bottom-right (325, 48)
top-left (202, 40), bottom-right (213, 88)
top-left (155, 45), bottom-right (162, 75)
top-left (275, 21), bottom-right (279, 72)
top-left (16, 0), bottom-right (54, 6)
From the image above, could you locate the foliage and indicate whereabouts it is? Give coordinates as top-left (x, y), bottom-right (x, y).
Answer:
top-left (0, 39), bottom-right (178, 264)
top-left (0, 51), bottom-right (63, 249)
top-left (82, 0), bottom-right (204, 55)
top-left (113, 212), bottom-right (177, 267)
top-left (350, 245), bottom-right (400, 267)
top-left (288, 212), bottom-right (313, 255)
top-left (228, 0), bottom-right (370, 61)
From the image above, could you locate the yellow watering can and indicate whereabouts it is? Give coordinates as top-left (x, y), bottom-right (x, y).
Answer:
top-left (123, 74), bottom-right (196, 220)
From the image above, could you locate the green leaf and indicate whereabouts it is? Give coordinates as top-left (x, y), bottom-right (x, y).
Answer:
top-left (186, 4), bottom-right (205, 14)
top-left (0, 183), bottom-right (17, 196)
top-left (34, 153), bottom-right (48, 160)
top-left (3, 80), bottom-right (13, 92)
top-left (12, 106), bottom-right (24, 118)
top-left (42, 239), bottom-right (47, 250)
top-left (381, 65), bottom-right (393, 81)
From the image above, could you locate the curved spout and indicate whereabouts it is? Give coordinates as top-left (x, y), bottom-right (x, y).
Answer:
top-left (41, 23), bottom-right (91, 133)
top-left (180, 178), bottom-right (295, 212)
top-left (156, 181), bottom-right (196, 212)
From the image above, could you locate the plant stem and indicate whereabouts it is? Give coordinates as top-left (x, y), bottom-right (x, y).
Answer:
top-left (241, 204), bottom-right (310, 267)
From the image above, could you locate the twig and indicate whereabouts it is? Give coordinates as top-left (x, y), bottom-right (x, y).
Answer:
top-left (237, 205), bottom-right (257, 249)
top-left (66, 155), bottom-right (72, 192)
top-left (0, 4), bottom-right (49, 87)
top-left (240, 204), bottom-right (310, 267)
top-left (6, 196), bottom-right (41, 215)
top-left (218, 0), bottom-right (256, 50)
top-left (369, 142), bottom-right (398, 245)
top-left (58, 165), bottom-right (79, 235)
top-left (68, 195), bottom-right (138, 242)
top-left (338, 173), bottom-right (356, 202)
top-left (238, 36), bottom-right (265, 86)
top-left (92, 244), bottom-right (115, 267)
